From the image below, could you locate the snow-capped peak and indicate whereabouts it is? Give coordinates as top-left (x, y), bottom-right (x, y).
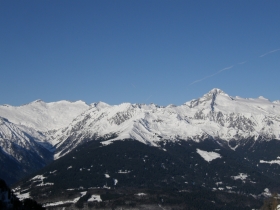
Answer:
top-left (208, 88), bottom-right (225, 95)
top-left (202, 88), bottom-right (231, 99)
top-left (33, 99), bottom-right (44, 103)
top-left (185, 88), bottom-right (232, 109)
top-left (2, 88), bottom-right (280, 160)
top-left (51, 88), bottom-right (280, 158)
top-left (0, 100), bottom-right (89, 132)
top-left (258, 96), bottom-right (269, 101)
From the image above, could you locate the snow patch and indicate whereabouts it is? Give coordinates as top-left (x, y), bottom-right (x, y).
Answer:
top-left (196, 149), bottom-right (221, 162)
top-left (232, 173), bottom-right (248, 181)
top-left (135, 193), bottom-right (147, 196)
top-left (30, 175), bottom-right (46, 181)
top-left (15, 192), bottom-right (30, 201)
top-left (260, 159), bottom-right (280, 165)
top-left (118, 170), bottom-right (131, 173)
top-left (261, 188), bottom-right (272, 197)
top-left (36, 183), bottom-right (54, 187)
top-left (88, 195), bottom-right (102, 202)
top-left (43, 191), bottom-right (87, 207)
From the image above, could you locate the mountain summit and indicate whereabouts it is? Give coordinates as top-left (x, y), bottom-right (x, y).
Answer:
top-left (186, 88), bottom-right (232, 109)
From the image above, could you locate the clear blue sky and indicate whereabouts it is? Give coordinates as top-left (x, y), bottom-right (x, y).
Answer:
top-left (1, 0), bottom-right (280, 106)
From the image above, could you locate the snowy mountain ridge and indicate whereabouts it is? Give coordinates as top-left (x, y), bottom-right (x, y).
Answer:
top-left (52, 88), bottom-right (280, 158)
top-left (1, 88), bottom-right (280, 160)
top-left (0, 116), bottom-right (52, 184)
top-left (7, 89), bottom-right (280, 209)
top-left (0, 100), bottom-right (89, 132)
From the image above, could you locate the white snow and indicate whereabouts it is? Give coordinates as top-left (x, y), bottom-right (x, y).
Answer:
top-left (105, 174), bottom-right (110, 178)
top-left (0, 100), bottom-right (89, 132)
top-left (88, 195), bottom-right (102, 202)
top-left (260, 159), bottom-right (280, 165)
top-left (232, 173), bottom-right (248, 181)
top-left (2, 88), bottom-right (280, 160)
top-left (43, 191), bottom-right (87, 207)
top-left (103, 185), bottom-right (111, 189)
top-left (51, 88), bottom-right (280, 159)
top-left (118, 170), bottom-right (131, 173)
top-left (15, 192), bottom-right (30, 201)
top-left (44, 201), bottom-right (68, 207)
top-left (0, 118), bottom-right (52, 161)
top-left (36, 183), bottom-right (54, 186)
top-left (135, 193), bottom-right (147, 196)
top-left (114, 179), bottom-right (118, 185)
top-left (262, 188), bottom-right (272, 197)
top-left (196, 149), bottom-right (221, 162)
top-left (30, 175), bottom-right (46, 181)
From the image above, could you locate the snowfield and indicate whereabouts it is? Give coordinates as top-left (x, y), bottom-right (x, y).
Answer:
top-left (196, 149), bottom-right (221, 162)
top-left (0, 100), bottom-right (89, 132)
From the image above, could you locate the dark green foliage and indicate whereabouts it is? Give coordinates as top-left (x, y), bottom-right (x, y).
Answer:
top-left (14, 138), bottom-right (280, 209)
top-left (23, 198), bottom-right (45, 210)
top-left (0, 178), bottom-right (9, 190)
top-left (101, 192), bottom-right (123, 201)
top-left (75, 192), bottom-right (91, 209)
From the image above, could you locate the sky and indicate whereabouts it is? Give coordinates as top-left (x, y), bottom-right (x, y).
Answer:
top-left (1, 0), bottom-right (280, 106)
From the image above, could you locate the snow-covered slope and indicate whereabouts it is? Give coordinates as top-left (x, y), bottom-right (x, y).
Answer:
top-left (53, 88), bottom-right (280, 158)
top-left (0, 100), bottom-right (89, 183)
top-left (0, 100), bottom-right (89, 132)
top-left (0, 117), bottom-right (52, 184)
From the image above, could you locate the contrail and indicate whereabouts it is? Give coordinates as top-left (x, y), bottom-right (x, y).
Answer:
top-left (188, 47), bottom-right (279, 87)
top-left (146, 94), bottom-right (153, 103)
top-left (189, 65), bottom-right (234, 86)
top-left (217, 65), bottom-right (234, 73)
top-left (259, 49), bottom-right (280, 57)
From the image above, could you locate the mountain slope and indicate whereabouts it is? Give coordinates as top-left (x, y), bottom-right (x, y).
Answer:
top-left (6, 88), bottom-right (280, 208)
top-left (0, 117), bottom-right (52, 185)
top-left (0, 100), bottom-right (89, 132)
top-left (53, 88), bottom-right (280, 158)
top-left (14, 139), bottom-right (276, 209)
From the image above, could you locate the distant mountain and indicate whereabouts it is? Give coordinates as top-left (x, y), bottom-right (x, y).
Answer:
top-left (0, 100), bottom-right (88, 185)
top-left (0, 100), bottom-right (89, 132)
top-left (0, 117), bottom-right (52, 185)
top-left (2, 89), bottom-right (280, 208)
top-left (0, 178), bottom-right (45, 209)
top-left (52, 88), bottom-right (280, 159)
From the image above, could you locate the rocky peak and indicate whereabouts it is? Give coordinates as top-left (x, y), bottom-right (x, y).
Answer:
top-left (186, 88), bottom-right (231, 109)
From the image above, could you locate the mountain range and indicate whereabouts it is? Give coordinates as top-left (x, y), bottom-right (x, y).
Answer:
top-left (1, 88), bottom-right (280, 209)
